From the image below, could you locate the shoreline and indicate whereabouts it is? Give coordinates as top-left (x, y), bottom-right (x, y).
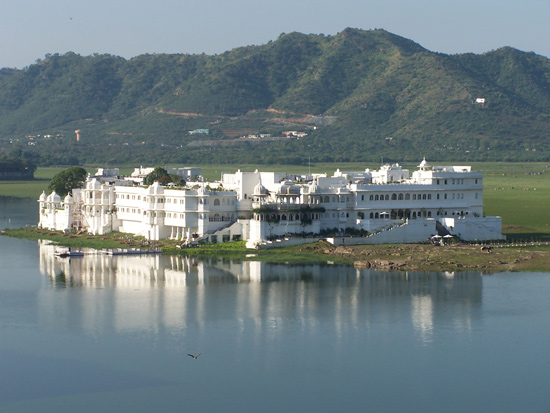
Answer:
top-left (3, 228), bottom-right (550, 273)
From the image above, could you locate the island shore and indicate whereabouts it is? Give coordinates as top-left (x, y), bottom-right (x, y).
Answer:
top-left (3, 227), bottom-right (550, 273)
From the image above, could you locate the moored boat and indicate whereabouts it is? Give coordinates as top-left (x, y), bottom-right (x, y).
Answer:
top-left (55, 248), bottom-right (85, 258)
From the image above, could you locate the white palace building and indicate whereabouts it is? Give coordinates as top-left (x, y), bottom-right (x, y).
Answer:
top-left (38, 159), bottom-right (504, 248)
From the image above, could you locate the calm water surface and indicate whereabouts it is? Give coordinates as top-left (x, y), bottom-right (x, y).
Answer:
top-left (1, 197), bottom-right (550, 412)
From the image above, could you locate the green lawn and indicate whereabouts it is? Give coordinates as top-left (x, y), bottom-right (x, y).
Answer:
top-left (0, 167), bottom-right (66, 198)
top-left (479, 162), bottom-right (550, 239)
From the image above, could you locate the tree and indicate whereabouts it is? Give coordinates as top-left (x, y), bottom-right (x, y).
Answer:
top-left (169, 174), bottom-right (185, 186)
top-left (144, 167), bottom-right (170, 186)
top-left (47, 166), bottom-right (87, 197)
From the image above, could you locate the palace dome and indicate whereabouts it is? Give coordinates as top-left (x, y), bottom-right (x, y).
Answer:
top-left (48, 191), bottom-right (61, 203)
top-left (253, 182), bottom-right (267, 195)
top-left (418, 157), bottom-right (430, 169)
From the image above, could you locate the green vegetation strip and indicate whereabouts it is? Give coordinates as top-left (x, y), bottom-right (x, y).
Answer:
top-left (3, 228), bottom-right (550, 272)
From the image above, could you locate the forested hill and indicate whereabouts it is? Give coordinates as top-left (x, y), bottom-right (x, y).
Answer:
top-left (1, 28), bottom-right (550, 166)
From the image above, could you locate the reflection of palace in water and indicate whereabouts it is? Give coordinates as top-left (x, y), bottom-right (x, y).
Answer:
top-left (38, 241), bottom-right (482, 343)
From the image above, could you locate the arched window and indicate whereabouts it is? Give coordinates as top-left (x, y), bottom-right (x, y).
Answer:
top-left (361, 195), bottom-right (364, 201)
top-left (398, 193), bottom-right (403, 200)
top-left (427, 194), bottom-right (431, 200)
top-left (413, 194), bottom-right (417, 200)
top-left (405, 194), bottom-right (410, 200)
top-left (370, 212), bottom-right (374, 219)
top-left (214, 199), bottom-right (220, 206)
top-left (370, 195), bottom-right (374, 201)
top-left (385, 195), bottom-right (389, 200)
top-left (392, 194), bottom-right (397, 200)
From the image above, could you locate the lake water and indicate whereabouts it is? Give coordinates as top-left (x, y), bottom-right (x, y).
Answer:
top-left (1, 197), bottom-right (550, 412)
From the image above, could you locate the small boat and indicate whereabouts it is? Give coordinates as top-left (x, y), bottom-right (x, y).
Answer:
top-left (102, 248), bottom-right (162, 256)
top-left (55, 248), bottom-right (84, 258)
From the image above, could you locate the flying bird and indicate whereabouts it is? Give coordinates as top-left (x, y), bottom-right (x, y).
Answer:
top-left (188, 353), bottom-right (201, 359)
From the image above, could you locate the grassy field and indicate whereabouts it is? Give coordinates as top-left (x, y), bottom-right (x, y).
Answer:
top-left (476, 162), bottom-right (550, 240)
top-left (1, 162), bottom-right (549, 239)
top-left (0, 167), bottom-right (66, 198)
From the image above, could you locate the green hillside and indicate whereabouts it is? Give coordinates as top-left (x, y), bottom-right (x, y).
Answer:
top-left (1, 28), bottom-right (550, 166)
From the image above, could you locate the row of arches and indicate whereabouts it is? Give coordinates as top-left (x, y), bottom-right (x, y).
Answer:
top-left (254, 212), bottom-right (321, 222)
top-left (367, 210), bottom-right (432, 220)
top-left (364, 193), bottom-right (432, 201)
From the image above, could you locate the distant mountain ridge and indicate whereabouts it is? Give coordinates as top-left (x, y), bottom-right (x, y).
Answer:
top-left (1, 28), bottom-right (550, 166)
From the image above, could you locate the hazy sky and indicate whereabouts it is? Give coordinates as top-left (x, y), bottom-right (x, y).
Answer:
top-left (2, 0), bottom-right (549, 69)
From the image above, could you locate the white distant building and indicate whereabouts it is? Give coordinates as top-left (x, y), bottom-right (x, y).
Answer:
top-left (126, 166), bottom-right (201, 184)
top-left (38, 159), bottom-right (504, 247)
